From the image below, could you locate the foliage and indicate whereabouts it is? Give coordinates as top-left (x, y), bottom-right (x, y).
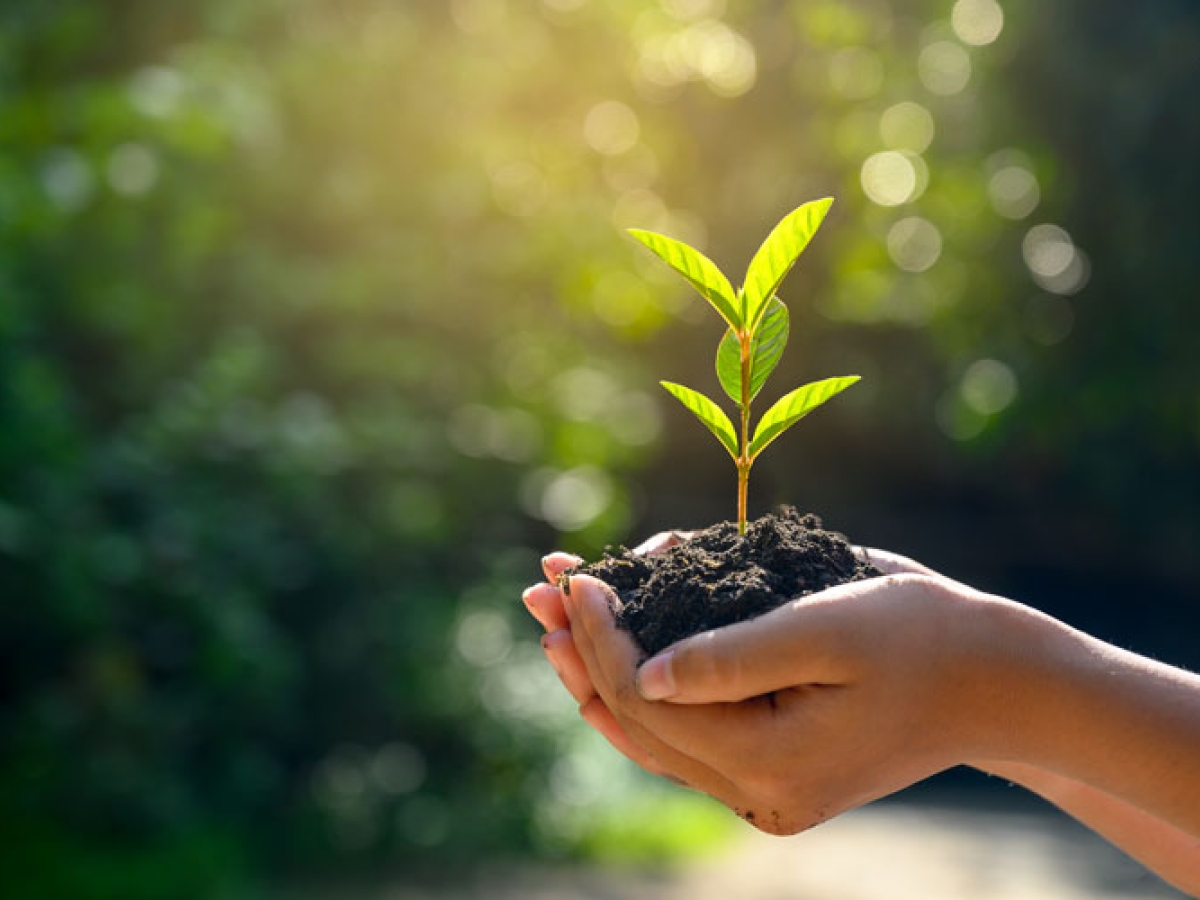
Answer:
top-left (0, 2), bottom-right (662, 893)
top-left (632, 201), bottom-right (858, 532)
top-left (1, 0), bottom-right (1198, 896)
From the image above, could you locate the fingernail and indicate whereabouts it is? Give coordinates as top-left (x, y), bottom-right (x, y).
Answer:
top-left (521, 585), bottom-right (551, 626)
top-left (637, 650), bottom-right (676, 700)
top-left (522, 583), bottom-right (547, 608)
top-left (542, 553), bottom-right (583, 580)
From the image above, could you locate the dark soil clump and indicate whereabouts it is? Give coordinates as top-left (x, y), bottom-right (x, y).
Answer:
top-left (576, 508), bottom-right (882, 657)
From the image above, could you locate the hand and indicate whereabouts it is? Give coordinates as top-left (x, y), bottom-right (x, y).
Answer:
top-left (522, 538), bottom-right (937, 788)
top-left (562, 569), bottom-right (1005, 833)
top-left (522, 539), bottom-right (1200, 889)
top-left (523, 531), bottom-right (694, 780)
top-left (523, 539), bottom-right (999, 832)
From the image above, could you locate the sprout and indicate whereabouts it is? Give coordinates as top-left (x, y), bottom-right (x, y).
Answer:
top-left (629, 198), bottom-right (859, 535)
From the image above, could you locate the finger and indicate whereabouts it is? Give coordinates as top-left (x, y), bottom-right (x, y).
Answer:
top-left (578, 695), bottom-right (674, 778)
top-left (542, 552), bottom-right (582, 583)
top-left (634, 578), bottom-right (888, 704)
top-left (632, 530), bottom-right (695, 557)
top-left (568, 575), bottom-right (754, 786)
top-left (855, 547), bottom-right (934, 576)
top-left (856, 550), bottom-right (978, 597)
top-left (542, 628), bottom-right (596, 704)
top-left (523, 582), bottom-right (570, 632)
top-left (536, 613), bottom-right (665, 778)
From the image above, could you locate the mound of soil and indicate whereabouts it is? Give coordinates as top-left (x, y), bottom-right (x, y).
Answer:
top-left (573, 508), bottom-right (882, 657)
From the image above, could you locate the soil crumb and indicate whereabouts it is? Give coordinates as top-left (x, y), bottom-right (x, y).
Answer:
top-left (577, 507), bottom-right (882, 657)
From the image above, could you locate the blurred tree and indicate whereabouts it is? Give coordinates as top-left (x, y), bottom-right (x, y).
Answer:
top-left (0, 2), bottom-right (663, 894)
top-left (1, 0), bottom-right (1197, 897)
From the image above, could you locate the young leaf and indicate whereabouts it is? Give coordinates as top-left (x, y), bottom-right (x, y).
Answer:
top-left (715, 298), bottom-right (790, 403)
top-left (748, 374), bottom-right (859, 459)
top-left (741, 197), bottom-right (834, 330)
top-left (660, 381), bottom-right (739, 460)
top-left (628, 229), bottom-right (742, 330)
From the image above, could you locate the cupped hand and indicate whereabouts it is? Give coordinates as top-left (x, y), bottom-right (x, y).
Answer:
top-left (521, 538), bottom-right (995, 832)
top-left (565, 570), bottom-right (1008, 833)
top-left (522, 532), bottom-right (693, 780)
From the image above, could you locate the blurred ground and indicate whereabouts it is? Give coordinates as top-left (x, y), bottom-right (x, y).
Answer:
top-left (339, 801), bottom-right (1186, 900)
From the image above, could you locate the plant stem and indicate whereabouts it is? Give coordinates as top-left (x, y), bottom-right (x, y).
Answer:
top-left (737, 330), bottom-right (753, 535)
top-left (736, 462), bottom-right (748, 535)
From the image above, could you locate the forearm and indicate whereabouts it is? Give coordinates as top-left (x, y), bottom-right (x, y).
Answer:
top-left (984, 604), bottom-right (1200, 833)
top-left (978, 760), bottom-right (1200, 895)
top-left (964, 595), bottom-right (1200, 820)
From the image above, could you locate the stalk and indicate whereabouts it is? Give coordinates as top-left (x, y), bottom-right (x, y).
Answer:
top-left (737, 329), bottom-right (753, 535)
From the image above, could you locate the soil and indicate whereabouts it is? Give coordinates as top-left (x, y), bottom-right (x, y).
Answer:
top-left (572, 507), bottom-right (882, 657)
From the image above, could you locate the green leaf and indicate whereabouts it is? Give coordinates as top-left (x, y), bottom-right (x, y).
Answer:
top-left (628, 229), bottom-right (742, 330)
top-left (716, 298), bottom-right (790, 403)
top-left (741, 198), bottom-right (834, 330)
top-left (660, 381), bottom-right (739, 460)
top-left (748, 375), bottom-right (859, 459)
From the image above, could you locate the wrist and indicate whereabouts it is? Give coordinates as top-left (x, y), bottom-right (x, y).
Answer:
top-left (943, 588), bottom-right (1083, 767)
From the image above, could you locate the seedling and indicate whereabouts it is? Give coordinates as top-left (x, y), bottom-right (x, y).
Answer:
top-left (629, 198), bottom-right (859, 535)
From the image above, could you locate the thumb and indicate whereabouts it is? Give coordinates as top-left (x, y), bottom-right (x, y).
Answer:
top-left (635, 585), bottom-right (863, 704)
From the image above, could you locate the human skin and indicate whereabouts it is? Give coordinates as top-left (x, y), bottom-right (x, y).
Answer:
top-left (521, 544), bottom-right (1200, 895)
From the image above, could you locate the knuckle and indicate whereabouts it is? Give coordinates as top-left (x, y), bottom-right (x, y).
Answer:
top-left (674, 635), bottom-right (740, 696)
top-left (611, 678), bottom-right (641, 711)
top-left (577, 695), bottom-right (608, 728)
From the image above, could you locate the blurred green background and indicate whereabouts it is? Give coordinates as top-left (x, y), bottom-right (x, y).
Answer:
top-left (1, 0), bottom-right (1197, 897)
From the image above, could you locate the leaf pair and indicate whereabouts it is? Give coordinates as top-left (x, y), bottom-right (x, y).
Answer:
top-left (660, 375), bottom-right (860, 464)
top-left (628, 196), bottom-right (834, 334)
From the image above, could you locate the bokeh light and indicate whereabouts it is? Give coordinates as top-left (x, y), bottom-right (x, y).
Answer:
top-left (960, 357), bottom-right (1019, 416)
top-left (887, 216), bottom-right (943, 273)
top-left (584, 101), bottom-right (642, 156)
top-left (107, 143), bottom-right (160, 196)
top-left (988, 163), bottom-right (1040, 219)
top-left (860, 150), bottom-right (920, 206)
top-left (1023, 223), bottom-right (1091, 295)
top-left (918, 40), bottom-right (972, 96)
top-left (828, 46), bottom-right (884, 100)
top-left (633, 15), bottom-right (756, 98)
top-left (951, 0), bottom-right (1005, 47)
top-left (880, 101), bottom-right (936, 153)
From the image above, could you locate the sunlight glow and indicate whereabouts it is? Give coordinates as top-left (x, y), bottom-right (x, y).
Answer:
top-left (634, 18), bottom-right (756, 97)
